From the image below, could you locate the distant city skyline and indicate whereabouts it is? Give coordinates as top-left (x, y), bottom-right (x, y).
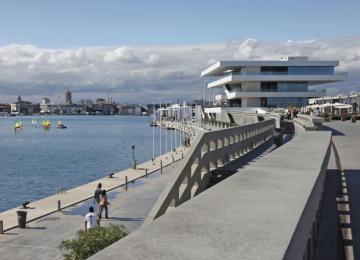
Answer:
top-left (0, 1), bottom-right (359, 103)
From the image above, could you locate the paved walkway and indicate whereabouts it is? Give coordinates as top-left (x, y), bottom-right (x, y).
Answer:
top-left (315, 121), bottom-right (360, 259)
top-left (0, 146), bottom-right (190, 232)
top-left (0, 160), bottom-right (182, 260)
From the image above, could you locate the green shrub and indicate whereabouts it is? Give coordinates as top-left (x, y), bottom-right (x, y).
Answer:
top-left (59, 224), bottom-right (128, 260)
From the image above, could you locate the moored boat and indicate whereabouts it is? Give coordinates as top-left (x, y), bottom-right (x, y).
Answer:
top-left (31, 118), bottom-right (37, 128)
top-left (42, 120), bottom-right (51, 129)
top-left (14, 120), bottom-right (23, 129)
top-left (57, 121), bottom-right (67, 129)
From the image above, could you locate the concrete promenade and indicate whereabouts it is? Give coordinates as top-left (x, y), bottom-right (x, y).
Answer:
top-left (91, 131), bottom-right (331, 259)
top-left (0, 156), bottom-right (183, 259)
top-left (0, 122), bottom-right (199, 232)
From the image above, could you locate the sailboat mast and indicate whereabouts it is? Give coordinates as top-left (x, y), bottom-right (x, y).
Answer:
top-left (152, 102), bottom-right (155, 160)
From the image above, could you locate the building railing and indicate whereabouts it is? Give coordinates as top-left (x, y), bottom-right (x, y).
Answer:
top-left (146, 119), bottom-right (276, 222)
top-left (226, 71), bottom-right (347, 76)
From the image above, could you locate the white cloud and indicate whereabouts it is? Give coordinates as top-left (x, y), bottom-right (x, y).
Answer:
top-left (0, 35), bottom-right (360, 103)
top-left (233, 38), bottom-right (259, 59)
top-left (103, 46), bottom-right (139, 63)
top-left (144, 54), bottom-right (160, 65)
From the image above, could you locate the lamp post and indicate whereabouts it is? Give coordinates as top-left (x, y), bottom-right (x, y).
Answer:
top-left (132, 144), bottom-right (136, 169)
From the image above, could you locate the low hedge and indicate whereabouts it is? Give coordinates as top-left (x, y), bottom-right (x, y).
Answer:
top-left (59, 224), bottom-right (128, 260)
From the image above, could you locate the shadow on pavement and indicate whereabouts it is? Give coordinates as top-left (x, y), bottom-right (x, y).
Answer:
top-left (314, 169), bottom-right (342, 260)
top-left (107, 217), bottom-right (143, 222)
top-left (209, 138), bottom-right (276, 187)
top-left (344, 169), bottom-right (360, 259)
top-left (26, 226), bottom-right (47, 230)
top-left (320, 125), bottom-right (345, 136)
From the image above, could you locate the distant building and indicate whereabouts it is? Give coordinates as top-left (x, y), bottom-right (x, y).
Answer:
top-left (79, 99), bottom-right (93, 107)
top-left (40, 97), bottom-right (52, 113)
top-left (41, 97), bottom-right (51, 106)
top-left (60, 104), bottom-right (87, 115)
top-left (65, 91), bottom-right (72, 105)
top-left (11, 96), bottom-right (39, 115)
top-left (201, 56), bottom-right (347, 108)
top-left (117, 104), bottom-right (142, 115)
top-left (96, 98), bottom-right (106, 105)
top-left (92, 100), bottom-right (115, 115)
top-left (0, 103), bottom-right (10, 116)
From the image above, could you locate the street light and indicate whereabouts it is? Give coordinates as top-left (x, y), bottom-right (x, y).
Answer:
top-left (131, 144), bottom-right (136, 169)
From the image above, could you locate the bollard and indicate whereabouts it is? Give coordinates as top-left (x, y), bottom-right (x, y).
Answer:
top-left (16, 211), bottom-right (27, 228)
top-left (160, 160), bottom-right (163, 174)
top-left (125, 176), bottom-right (128, 190)
top-left (57, 200), bottom-right (61, 211)
top-left (171, 155), bottom-right (174, 163)
top-left (181, 151), bottom-right (184, 158)
top-left (145, 169), bottom-right (148, 178)
top-left (0, 220), bottom-right (3, 234)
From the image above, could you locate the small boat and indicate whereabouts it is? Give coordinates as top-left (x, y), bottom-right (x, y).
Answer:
top-left (42, 120), bottom-right (51, 129)
top-left (150, 121), bottom-right (157, 127)
top-left (31, 118), bottom-right (37, 128)
top-left (57, 121), bottom-right (67, 129)
top-left (14, 120), bottom-right (23, 129)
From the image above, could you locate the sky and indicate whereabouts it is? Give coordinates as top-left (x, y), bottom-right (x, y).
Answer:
top-left (0, 0), bottom-right (360, 103)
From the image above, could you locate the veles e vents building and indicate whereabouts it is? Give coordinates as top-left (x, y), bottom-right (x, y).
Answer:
top-left (201, 56), bottom-right (347, 108)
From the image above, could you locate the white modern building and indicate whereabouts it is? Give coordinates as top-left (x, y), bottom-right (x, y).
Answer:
top-left (201, 56), bottom-right (347, 108)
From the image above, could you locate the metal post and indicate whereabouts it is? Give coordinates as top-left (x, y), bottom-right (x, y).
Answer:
top-left (0, 220), bottom-right (3, 234)
top-left (125, 176), bottom-right (128, 190)
top-left (160, 160), bottom-right (163, 174)
top-left (132, 144), bottom-right (136, 169)
top-left (57, 200), bottom-right (61, 211)
top-left (171, 154), bottom-right (174, 163)
top-left (145, 168), bottom-right (148, 178)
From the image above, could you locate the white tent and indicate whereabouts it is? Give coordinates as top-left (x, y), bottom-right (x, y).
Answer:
top-left (319, 103), bottom-right (333, 108)
top-left (334, 104), bottom-right (352, 109)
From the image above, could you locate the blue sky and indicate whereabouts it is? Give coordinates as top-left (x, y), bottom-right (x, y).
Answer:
top-left (0, 0), bottom-right (359, 103)
top-left (0, 0), bottom-right (359, 47)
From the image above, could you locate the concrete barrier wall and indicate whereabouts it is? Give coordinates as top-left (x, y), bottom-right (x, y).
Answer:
top-left (294, 114), bottom-right (324, 131)
top-left (284, 135), bottom-right (331, 259)
top-left (145, 119), bottom-right (276, 222)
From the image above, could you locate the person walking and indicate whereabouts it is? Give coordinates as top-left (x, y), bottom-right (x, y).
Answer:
top-left (84, 206), bottom-right (98, 232)
top-left (94, 183), bottom-right (102, 213)
top-left (98, 190), bottom-right (109, 220)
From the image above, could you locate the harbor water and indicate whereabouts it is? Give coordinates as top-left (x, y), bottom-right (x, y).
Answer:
top-left (0, 116), bottom-right (183, 212)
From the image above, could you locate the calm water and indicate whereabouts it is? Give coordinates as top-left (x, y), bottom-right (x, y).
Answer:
top-left (0, 116), bottom-right (182, 212)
